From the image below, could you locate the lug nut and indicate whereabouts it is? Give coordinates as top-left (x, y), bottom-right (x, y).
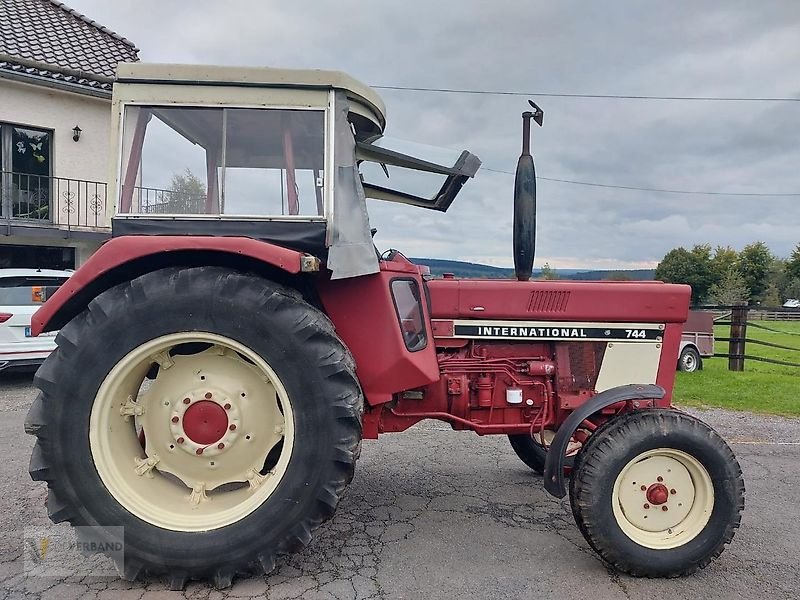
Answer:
top-left (217, 443), bottom-right (225, 449)
top-left (640, 485), bottom-right (646, 491)
top-left (657, 476), bottom-right (663, 482)
top-left (196, 448), bottom-right (204, 455)
top-left (224, 403), bottom-right (232, 410)
top-left (171, 416), bottom-right (179, 423)
top-left (183, 398), bottom-right (191, 404)
top-left (643, 503), bottom-right (650, 509)
top-left (662, 506), bottom-right (669, 512)
top-left (205, 392), bottom-right (212, 399)
top-left (229, 424), bottom-right (237, 431)
top-left (670, 489), bottom-right (676, 495)
top-left (177, 437), bottom-right (185, 444)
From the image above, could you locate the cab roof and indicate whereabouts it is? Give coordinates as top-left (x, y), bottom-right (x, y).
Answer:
top-left (115, 62), bottom-right (386, 133)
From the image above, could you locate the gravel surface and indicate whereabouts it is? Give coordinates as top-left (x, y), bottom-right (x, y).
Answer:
top-left (1, 372), bottom-right (799, 600)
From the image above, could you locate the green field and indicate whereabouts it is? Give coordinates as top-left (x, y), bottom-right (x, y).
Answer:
top-left (673, 320), bottom-right (800, 417)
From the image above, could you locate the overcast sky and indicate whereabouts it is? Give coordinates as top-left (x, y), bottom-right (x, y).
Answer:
top-left (70, 0), bottom-right (800, 269)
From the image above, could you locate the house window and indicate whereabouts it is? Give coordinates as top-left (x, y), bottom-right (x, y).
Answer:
top-left (0, 245), bottom-right (74, 269)
top-left (0, 123), bottom-right (52, 221)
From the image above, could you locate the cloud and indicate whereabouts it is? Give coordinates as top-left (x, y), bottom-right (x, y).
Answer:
top-left (71, 0), bottom-right (800, 268)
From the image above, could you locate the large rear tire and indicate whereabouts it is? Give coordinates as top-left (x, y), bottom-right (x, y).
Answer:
top-left (569, 409), bottom-right (744, 577)
top-left (25, 267), bottom-right (363, 589)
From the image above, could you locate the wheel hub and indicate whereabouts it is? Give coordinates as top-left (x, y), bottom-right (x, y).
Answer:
top-left (168, 388), bottom-right (242, 458)
top-left (135, 346), bottom-right (285, 492)
top-left (182, 400), bottom-right (228, 445)
top-left (646, 482), bottom-right (669, 506)
top-left (615, 454), bottom-right (696, 532)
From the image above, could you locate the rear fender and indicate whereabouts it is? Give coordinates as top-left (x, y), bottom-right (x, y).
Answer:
top-left (32, 236), bottom-right (317, 335)
top-left (543, 384), bottom-right (666, 498)
top-left (315, 260), bottom-right (440, 406)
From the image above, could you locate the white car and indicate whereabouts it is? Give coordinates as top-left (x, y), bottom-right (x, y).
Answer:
top-left (0, 268), bottom-right (72, 372)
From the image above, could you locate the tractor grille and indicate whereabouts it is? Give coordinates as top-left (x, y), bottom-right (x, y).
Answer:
top-left (558, 342), bottom-right (607, 391)
top-left (527, 290), bottom-right (570, 313)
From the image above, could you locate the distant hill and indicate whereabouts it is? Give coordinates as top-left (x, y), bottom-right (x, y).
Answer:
top-left (410, 258), bottom-right (514, 278)
top-left (409, 258), bottom-right (655, 281)
top-left (569, 269), bottom-right (656, 281)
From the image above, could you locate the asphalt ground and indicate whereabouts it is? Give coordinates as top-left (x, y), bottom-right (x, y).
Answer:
top-left (1, 371), bottom-right (799, 600)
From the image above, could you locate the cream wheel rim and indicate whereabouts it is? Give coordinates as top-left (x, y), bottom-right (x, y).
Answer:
top-left (612, 448), bottom-right (714, 549)
top-left (89, 333), bottom-right (295, 531)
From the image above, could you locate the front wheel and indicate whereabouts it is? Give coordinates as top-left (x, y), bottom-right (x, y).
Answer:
top-left (569, 409), bottom-right (744, 577)
top-left (25, 267), bottom-right (363, 588)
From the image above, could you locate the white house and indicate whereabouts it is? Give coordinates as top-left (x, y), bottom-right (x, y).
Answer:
top-left (0, 0), bottom-right (139, 268)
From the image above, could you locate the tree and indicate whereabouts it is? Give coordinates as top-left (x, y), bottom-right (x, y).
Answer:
top-left (655, 245), bottom-right (714, 304)
top-left (784, 278), bottom-right (800, 301)
top-left (710, 246), bottom-right (739, 282)
top-left (786, 243), bottom-right (800, 282)
top-left (738, 242), bottom-right (773, 302)
top-left (538, 262), bottom-right (559, 280)
top-left (760, 284), bottom-right (783, 308)
top-left (605, 271), bottom-right (633, 281)
top-left (766, 257), bottom-right (788, 300)
top-left (707, 267), bottom-right (750, 305)
top-left (166, 169), bottom-right (207, 213)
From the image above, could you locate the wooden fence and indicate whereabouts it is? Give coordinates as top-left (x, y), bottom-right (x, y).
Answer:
top-left (748, 310), bottom-right (800, 321)
top-left (699, 305), bottom-right (800, 371)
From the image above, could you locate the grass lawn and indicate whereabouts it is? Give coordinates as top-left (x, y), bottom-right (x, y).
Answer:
top-left (673, 320), bottom-right (800, 417)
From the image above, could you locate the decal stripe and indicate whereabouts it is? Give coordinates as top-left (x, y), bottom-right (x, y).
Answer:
top-left (444, 320), bottom-right (664, 342)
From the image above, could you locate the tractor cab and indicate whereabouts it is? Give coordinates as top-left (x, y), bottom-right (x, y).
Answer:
top-left (110, 63), bottom-right (480, 279)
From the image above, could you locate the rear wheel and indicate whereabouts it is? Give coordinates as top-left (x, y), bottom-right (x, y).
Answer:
top-left (569, 409), bottom-right (744, 577)
top-left (25, 267), bottom-right (363, 588)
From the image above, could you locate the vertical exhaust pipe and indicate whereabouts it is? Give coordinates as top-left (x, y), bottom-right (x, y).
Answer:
top-left (513, 101), bottom-right (543, 282)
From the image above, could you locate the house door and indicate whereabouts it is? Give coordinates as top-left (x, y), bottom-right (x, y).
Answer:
top-left (0, 123), bottom-right (52, 221)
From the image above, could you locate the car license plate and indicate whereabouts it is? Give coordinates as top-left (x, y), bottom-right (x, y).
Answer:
top-left (24, 327), bottom-right (57, 338)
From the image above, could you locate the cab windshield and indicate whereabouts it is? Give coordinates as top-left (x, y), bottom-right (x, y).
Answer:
top-left (119, 105), bottom-right (326, 218)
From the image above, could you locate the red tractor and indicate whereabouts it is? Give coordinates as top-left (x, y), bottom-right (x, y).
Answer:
top-left (25, 63), bottom-right (744, 589)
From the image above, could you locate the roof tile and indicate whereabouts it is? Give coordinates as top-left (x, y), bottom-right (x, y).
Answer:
top-left (0, 59), bottom-right (114, 91)
top-left (0, 0), bottom-right (139, 87)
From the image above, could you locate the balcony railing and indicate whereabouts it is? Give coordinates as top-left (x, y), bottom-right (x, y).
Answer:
top-left (129, 186), bottom-right (208, 215)
top-left (1, 171), bottom-right (108, 230)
